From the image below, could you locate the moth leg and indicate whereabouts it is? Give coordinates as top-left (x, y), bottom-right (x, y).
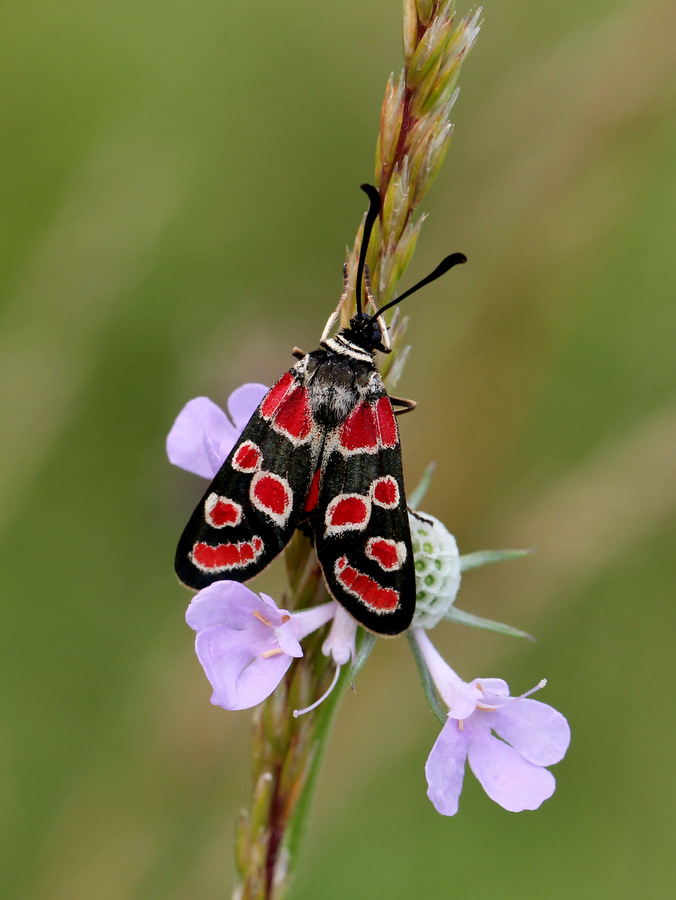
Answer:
top-left (320, 264), bottom-right (350, 343)
top-left (291, 347), bottom-right (307, 360)
top-left (391, 395), bottom-right (417, 416)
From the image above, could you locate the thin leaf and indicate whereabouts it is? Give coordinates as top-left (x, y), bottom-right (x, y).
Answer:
top-left (445, 606), bottom-right (534, 641)
top-left (459, 548), bottom-right (533, 572)
top-left (350, 630), bottom-right (377, 687)
top-left (408, 461), bottom-right (436, 509)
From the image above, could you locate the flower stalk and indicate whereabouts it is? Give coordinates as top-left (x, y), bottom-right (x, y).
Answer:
top-left (344, 0), bottom-right (481, 319)
top-left (233, 4), bottom-right (480, 897)
top-left (233, 535), bottom-right (344, 900)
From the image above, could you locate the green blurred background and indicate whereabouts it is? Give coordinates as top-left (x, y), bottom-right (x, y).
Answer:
top-left (2, 0), bottom-right (675, 897)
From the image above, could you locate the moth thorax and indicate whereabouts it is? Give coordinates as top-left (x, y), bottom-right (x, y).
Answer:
top-left (309, 356), bottom-right (363, 426)
top-left (322, 333), bottom-right (373, 362)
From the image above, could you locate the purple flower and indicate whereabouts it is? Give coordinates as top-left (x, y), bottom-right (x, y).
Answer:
top-left (321, 605), bottom-right (357, 666)
top-left (414, 629), bottom-right (570, 815)
top-left (186, 581), bottom-right (337, 710)
top-left (166, 384), bottom-right (268, 477)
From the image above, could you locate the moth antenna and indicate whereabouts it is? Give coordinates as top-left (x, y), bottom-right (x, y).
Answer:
top-left (370, 252), bottom-right (467, 321)
top-left (355, 184), bottom-right (382, 317)
top-left (320, 263), bottom-right (349, 343)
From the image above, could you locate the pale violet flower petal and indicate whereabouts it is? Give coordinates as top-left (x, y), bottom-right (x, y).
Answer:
top-left (490, 699), bottom-right (571, 767)
top-left (230, 650), bottom-right (295, 709)
top-left (195, 624), bottom-right (293, 710)
top-left (425, 717), bottom-right (469, 816)
top-left (186, 581), bottom-right (286, 633)
top-left (203, 422), bottom-right (228, 476)
top-left (321, 605), bottom-right (358, 665)
top-left (187, 582), bottom-right (337, 711)
top-left (167, 397), bottom-right (231, 478)
top-left (286, 602), bottom-right (337, 647)
top-left (167, 383), bottom-right (268, 478)
top-left (227, 383), bottom-right (268, 431)
top-left (466, 723), bottom-right (557, 812)
top-left (413, 629), bottom-right (480, 719)
top-left (472, 677), bottom-right (510, 704)
top-left (274, 628), bottom-right (303, 659)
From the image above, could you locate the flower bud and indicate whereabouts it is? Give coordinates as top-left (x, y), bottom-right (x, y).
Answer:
top-left (409, 510), bottom-right (461, 628)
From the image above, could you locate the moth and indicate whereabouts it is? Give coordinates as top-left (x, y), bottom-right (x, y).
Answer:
top-left (175, 184), bottom-right (465, 635)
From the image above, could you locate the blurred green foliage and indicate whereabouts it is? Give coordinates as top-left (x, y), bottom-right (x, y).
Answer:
top-left (1, 1), bottom-right (675, 897)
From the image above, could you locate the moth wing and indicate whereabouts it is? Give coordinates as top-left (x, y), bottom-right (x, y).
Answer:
top-left (313, 391), bottom-right (415, 636)
top-left (175, 369), bottom-right (324, 590)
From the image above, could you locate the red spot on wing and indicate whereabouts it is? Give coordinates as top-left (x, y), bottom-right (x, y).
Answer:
top-left (205, 495), bottom-right (242, 527)
top-left (365, 538), bottom-right (403, 571)
top-left (261, 372), bottom-right (294, 419)
top-left (272, 385), bottom-right (312, 440)
top-left (372, 475), bottom-right (399, 508)
top-left (376, 397), bottom-right (398, 448)
top-left (253, 474), bottom-right (288, 515)
top-left (192, 536), bottom-right (263, 571)
top-left (251, 471), bottom-right (293, 524)
top-left (232, 440), bottom-right (261, 473)
top-left (335, 556), bottom-right (399, 611)
top-left (325, 495), bottom-right (370, 534)
top-left (303, 469), bottom-right (321, 513)
top-left (330, 496), bottom-right (368, 526)
top-left (338, 402), bottom-right (379, 451)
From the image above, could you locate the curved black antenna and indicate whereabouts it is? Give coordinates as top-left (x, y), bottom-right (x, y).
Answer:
top-left (355, 184), bottom-right (382, 317)
top-left (369, 252), bottom-right (467, 321)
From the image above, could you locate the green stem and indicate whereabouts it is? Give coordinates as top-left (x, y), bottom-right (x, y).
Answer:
top-left (281, 662), bottom-right (352, 893)
top-left (232, 4), bottom-right (480, 895)
top-left (234, 534), bottom-right (353, 900)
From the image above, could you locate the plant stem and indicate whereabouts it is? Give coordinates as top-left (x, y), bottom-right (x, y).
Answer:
top-left (232, 4), bottom-right (480, 896)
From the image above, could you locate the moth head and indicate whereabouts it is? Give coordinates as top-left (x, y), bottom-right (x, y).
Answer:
top-left (344, 310), bottom-right (388, 353)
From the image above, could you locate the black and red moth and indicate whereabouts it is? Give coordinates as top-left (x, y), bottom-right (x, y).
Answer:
top-left (175, 184), bottom-right (465, 635)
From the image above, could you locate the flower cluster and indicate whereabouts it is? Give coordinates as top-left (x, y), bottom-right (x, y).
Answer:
top-left (168, 386), bottom-right (570, 815)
